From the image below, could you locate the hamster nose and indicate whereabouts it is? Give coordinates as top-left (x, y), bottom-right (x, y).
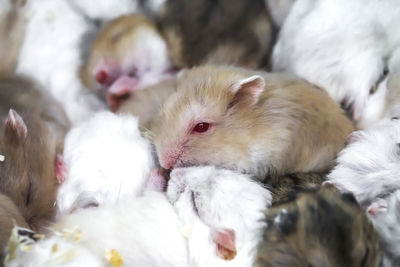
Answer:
top-left (160, 157), bottom-right (176, 170)
top-left (160, 148), bottom-right (183, 169)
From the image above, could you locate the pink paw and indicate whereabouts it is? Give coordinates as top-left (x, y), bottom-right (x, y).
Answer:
top-left (55, 154), bottom-right (67, 184)
top-left (211, 228), bottom-right (237, 261)
top-left (147, 168), bottom-right (168, 192)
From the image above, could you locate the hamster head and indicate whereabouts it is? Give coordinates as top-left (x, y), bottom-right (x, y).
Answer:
top-left (328, 119), bottom-right (400, 205)
top-left (257, 184), bottom-right (381, 267)
top-left (167, 166), bottom-right (271, 265)
top-left (0, 109), bottom-right (60, 230)
top-left (153, 66), bottom-right (266, 173)
top-left (80, 15), bottom-right (174, 111)
top-left (56, 111), bottom-right (154, 216)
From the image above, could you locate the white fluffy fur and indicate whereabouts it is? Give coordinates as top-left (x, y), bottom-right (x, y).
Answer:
top-left (328, 120), bottom-right (400, 206)
top-left (367, 190), bottom-right (400, 266)
top-left (356, 50), bottom-right (400, 128)
top-left (0, 0), bottom-right (11, 15)
top-left (7, 166), bottom-right (271, 267)
top-left (273, 0), bottom-right (400, 127)
top-left (67, 0), bottom-right (165, 20)
top-left (6, 192), bottom-right (188, 267)
top-left (56, 111), bottom-right (154, 216)
top-left (167, 166), bottom-right (272, 267)
top-left (17, 0), bottom-right (106, 124)
top-left (5, 229), bottom-right (103, 267)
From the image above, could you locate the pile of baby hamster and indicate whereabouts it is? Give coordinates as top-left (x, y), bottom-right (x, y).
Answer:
top-left (0, 0), bottom-right (399, 266)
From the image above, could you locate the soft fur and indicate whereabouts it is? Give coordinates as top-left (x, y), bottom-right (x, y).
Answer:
top-left (167, 166), bottom-right (272, 267)
top-left (5, 192), bottom-right (188, 267)
top-left (272, 0), bottom-right (400, 127)
top-left (6, 166), bottom-right (271, 267)
top-left (153, 66), bottom-right (354, 180)
top-left (256, 185), bottom-right (381, 267)
top-left (157, 0), bottom-right (272, 69)
top-left (328, 119), bottom-right (400, 206)
top-left (16, 0), bottom-right (106, 124)
top-left (118, 77), bottom-right (177, 130)
top-left (79, 14), bottom-right (173, 111)
top-left (367, 190), bottom-right (400, 266)
top-left (0, 3), bottom-right (70, 231)
top-left (0, 194), bottom-right (29, 261)
top-left (56, 111), bottom-right (154, 216)
top-left (264, 0), bottom-right (296, 27)
top-left (67, 0), bottom-right (165, 20)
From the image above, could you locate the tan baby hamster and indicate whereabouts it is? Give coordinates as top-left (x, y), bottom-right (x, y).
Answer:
top-left (152, 66), bottom-right (354, 180)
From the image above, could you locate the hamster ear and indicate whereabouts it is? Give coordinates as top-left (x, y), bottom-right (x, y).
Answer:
top-left (229, 75), bottom-right (265, 107)
top-left (211, 228), bottom-right (237, 261)
top-left (4, 109), bottom-right (28, 142)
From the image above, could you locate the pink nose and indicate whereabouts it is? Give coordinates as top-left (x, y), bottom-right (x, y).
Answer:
top-left (160, 148), bottom-right (183, 170)
top-left (160, 155), bottom-right (178, 170)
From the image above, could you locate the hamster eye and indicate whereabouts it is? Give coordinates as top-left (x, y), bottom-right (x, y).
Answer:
top-left (128, 67), bottom-right (138, 78)
top-left (192, 122), bottom-right (210, 133)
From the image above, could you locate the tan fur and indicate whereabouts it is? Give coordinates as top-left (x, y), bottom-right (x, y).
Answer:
top-left (0, 194), bottom-right (28, 255)
top-left (79, 14), bottom-right (161, 92)
top-left (0, 0), bottom-right (27, 75)
top-left (118, 77), bottom-right (177, 130)
top-left (153, 66), bottom-right (354, 179)
top-left (256, 185), bottom-right (381, 267)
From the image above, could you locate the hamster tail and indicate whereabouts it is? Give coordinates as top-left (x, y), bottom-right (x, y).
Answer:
top-left (0, 0), bottom-right (27, 75)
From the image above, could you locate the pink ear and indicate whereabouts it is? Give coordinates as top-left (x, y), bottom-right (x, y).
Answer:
top-left (146, 168), bottom-right (168, 192)
top-left (229, 75), bottom-right (265, 107)
top-left (5, 109), bottom-right (28, 140)
top-left (211, 228), bottom-right (237, 261)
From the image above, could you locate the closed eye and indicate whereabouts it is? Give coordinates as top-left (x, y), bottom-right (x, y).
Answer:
top-left (127, 67), bottom-right (138, 78)
top-left (26, 181), bottom-right (32, 206)
top-left (191, 190), bottom-right (199, 215)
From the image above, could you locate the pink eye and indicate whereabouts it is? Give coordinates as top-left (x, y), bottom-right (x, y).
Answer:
top-left (192, 122), bottom-right (210, 133)
top-left (95, 70), bottom-right (108, 84)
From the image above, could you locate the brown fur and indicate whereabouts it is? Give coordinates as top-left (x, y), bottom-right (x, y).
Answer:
top-left (266, 172), bottom-right (327, 204)
top-left (118, 77), bottom-right (177, 130)
top-left (0, 4), bottom-right (70, 232)
top-left (0, 0), bottom-right (27, 75)
top-left (79, 14), bottom-right (162, 94)
top-left (157, 0), bottom-right (273, 69)
top-left (256, 185), bottom-right (381, 267)
top-left (0, 77), bottom-right (70, 232)
top-left (0, 193), bottom-right (28, 261)
top-left (153, 66), bottom-right (354, 180)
